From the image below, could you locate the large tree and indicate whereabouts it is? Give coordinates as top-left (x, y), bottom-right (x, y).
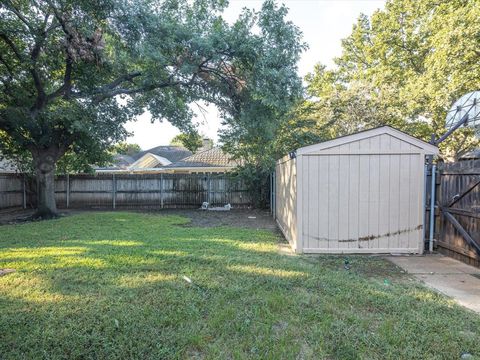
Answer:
top-left (219, 2), bottom-right (306, 207)
top-left (170, 132), bottom-right (204, 152)
top-left (300, 0), bottom-right (480, 159)
top-left (0, 0), bottom-right (304, 217)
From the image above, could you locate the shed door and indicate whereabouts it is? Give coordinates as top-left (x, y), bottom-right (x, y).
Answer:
top-left (301, 153), bottom-right (424, 253)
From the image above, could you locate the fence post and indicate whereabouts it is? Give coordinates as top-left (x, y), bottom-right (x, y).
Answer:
top-left (207, 174), bottom-right (211, 205)
top-left (160, 173), bottom-right (164, 209)
top-left (22, 176), bottom-right (27, 209)
top-left (223, 175), bottom-right (227, 204)
top-left (112, 173), bottom-right (116, 209)
top-left (429, 164), bottom-right (436, 253)
top-left (269, 173), bottom-right (272, 215)
top-left (66, 173), bottom-right (70, 208)
top-left (422, 164), bottom-right (427, 243)
top-left (272, 171), bottom-right (276, 219)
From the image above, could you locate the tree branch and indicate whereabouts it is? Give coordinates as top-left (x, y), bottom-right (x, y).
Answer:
top-left (46, 55), bottom-right (73, 102)
top-left (91, 80), bottom-right (181, 104)
top-left (3, 0), bottom-right (34, 32)
top-left (44, 0), bottom-right (72, 41)
top-left (30, 45), bottom-right (47, 109)
top-left (93, 71), bottom-right (143, 94)
top-left (0, 54), bottom-right (14, 76)
top-left (0, 33), bottom-right (24, 61)
top-left (89, 73), bottom-right (202, 104)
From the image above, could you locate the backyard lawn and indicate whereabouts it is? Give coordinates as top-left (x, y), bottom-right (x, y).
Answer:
top-left (0, 212), bottom-right (479, 359)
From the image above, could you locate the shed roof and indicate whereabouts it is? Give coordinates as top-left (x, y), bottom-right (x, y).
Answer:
top-left (296, 126), bottom-right (439, 156)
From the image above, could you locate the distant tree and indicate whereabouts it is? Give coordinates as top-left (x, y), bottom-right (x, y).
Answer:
top-left (0, 130), bottom-right (113, 175)
top-left (298, 64), bottom-right (432, 142)
top-left (0, 0), bottom-right (303, 217)
top-left (315, 0), bottom-right (480, 159)
top-left (56, 148), bottom-right (113, 174)
top-left (220, 2), bottom-right (306, 207)
top-left (170, 133), bottom-right (204, 152)
top-left (110, 142), bottom-right (141, 157)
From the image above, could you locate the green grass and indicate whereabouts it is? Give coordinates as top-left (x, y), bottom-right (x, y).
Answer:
top-left (0, 212), bottom-right (479, 359)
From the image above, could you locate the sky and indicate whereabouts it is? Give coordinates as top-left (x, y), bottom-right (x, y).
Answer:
top-left (125, 0), bottom-right (386, 150)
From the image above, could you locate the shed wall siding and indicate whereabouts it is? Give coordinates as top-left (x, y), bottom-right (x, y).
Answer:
top-left (275, 158), bottom-right (297, 250)
top-left (299, 133), bottom-right (425, 254)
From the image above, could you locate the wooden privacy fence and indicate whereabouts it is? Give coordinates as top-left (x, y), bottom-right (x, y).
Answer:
top-left (0, 174), bottom-right (28, 210)
top-left (0, 173), bottom-right (253, 210)
top-left (436, 160), bottom-right (480, 267)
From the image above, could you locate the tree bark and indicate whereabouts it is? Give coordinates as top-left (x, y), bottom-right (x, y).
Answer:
top-left (31, 147), bottom-right (62, 219)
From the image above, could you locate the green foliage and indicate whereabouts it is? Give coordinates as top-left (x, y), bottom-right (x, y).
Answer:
top-left (302, 64), bottom-right (432, 142)
top-left (56, 147), bottom-right (114, 175)
top-left (0, 130), bottom-right (112, 175)
top-left (110, 142), bottom-right (142, 157)
top-left (0, 0), bottom-right (306, 213)
top-left (0, 211), bottom-right (479, 358)
top-left (170, 132), bottom-right (204, 152)
top-left (219, 1), bottom-right (306, 206)
top-left (302, 0), bottom-right (480, 160)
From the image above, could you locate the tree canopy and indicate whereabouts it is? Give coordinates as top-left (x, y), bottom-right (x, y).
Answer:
top-left (170, 132), bottom-right (205, 152)
top-left (218, 2), bottom-right (306, 206)
top-left (0, 0), bottom-right (305, 216)
top-left (220, 0), bottom-right (480, 206)
top-left (298, 0), bottom-right (480, 160)
top-left (110, 142), bottom-right (142, 157)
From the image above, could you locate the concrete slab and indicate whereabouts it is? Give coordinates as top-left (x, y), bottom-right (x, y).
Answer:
top-left (415, 273), bottom-right (480, 313)
top-left (388, 254), bottom-right (480, 275)
top-left (387, 254), bottom-right (480, 314)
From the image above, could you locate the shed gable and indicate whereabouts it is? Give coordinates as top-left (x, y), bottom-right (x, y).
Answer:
top-left (297, 126), bottom-right (438, 156)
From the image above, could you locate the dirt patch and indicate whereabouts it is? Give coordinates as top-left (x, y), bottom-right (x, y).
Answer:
top-left (0, 208), bottom-right (36, 225)
top-left (0, 207), bottom-right (279, 232)
top-left (151, 208), bottom-right (278, 231)
top-left (302, 255), bottom-right (408, 281)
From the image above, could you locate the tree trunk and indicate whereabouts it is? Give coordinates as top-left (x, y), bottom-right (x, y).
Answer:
top-left (31, 147), bottom-right (62, 219)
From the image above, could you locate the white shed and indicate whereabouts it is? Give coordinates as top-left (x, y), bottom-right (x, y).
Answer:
top-left (275, 126), bottom-right (438, 254)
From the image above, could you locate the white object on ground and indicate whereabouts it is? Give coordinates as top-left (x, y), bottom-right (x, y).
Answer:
top-left (0, 269), bottom-right (15, 276)
top-left (201, 202), bottom-right (209, 210)
top-left (207, 203), bottom-right (232, 211)
top-left (248, 216), bottom-right (256, 219)
top-left (182, 275), bottom-right (192, 284)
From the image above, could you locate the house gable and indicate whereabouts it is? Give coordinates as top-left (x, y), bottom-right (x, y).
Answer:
top-left (128, 153), bottom-right (171, 170)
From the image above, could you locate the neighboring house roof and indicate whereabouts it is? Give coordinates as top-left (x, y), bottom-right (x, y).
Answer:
top-left (114, 154), bottom-right (136, 168)
top-left (91, 154), bottom-right (135, 171)
top-left (133, 146), bottom-right (192, 163)
top-left (95, 146), bottom-right (192, 172)
top-left (166, 147), bottom-right (238, 170)
top-left (128, 153), bottom-right (171, 169)
top-left (460, 149), bottom-right (480, 160)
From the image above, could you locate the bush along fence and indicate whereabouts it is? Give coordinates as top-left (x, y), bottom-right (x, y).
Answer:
top-left (0, 173), bottom-right (253, 210)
